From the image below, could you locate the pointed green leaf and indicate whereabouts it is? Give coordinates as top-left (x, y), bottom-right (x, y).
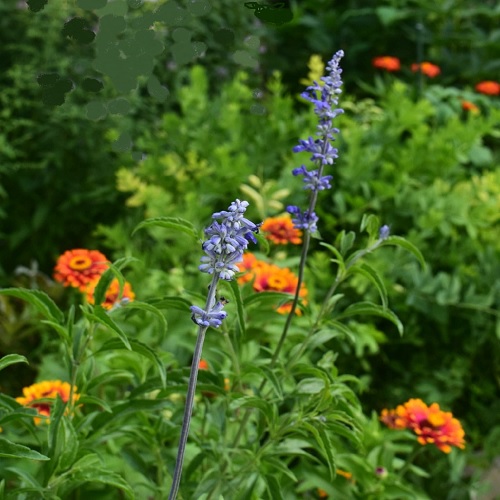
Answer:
top-left (302, 422), bottom-right (336, 480)
top-left (0, 437), bottom-right (49, 460)
top-left (0, 354), bottom-right (28, 372)
top-left (227, 280), bottom-right (246, 337)
top-left (41, 320), bottom-right (71, 344)
top-left (121, 301), bottom-right (168, 336)
top-left (243, 291), bottom-right (295, 309)
top-left (380, 235), bottom-right (426, 269)
top-left (97, 338), bottom-right (166, 388)
top-left (148, 296), bottom-right (193, 312)
top-left (319, 242), bottom-right (345, 273)
top-left (85, 305), bottom-right (131, 350)
top-left (0, 288), bottom-right (63, 323)
top-left (336, 302), bottom-right (403, 336)
top-left (349, 262), bottom-right (388, 308)
top-left (132, 216), bottom-right (198, 239)
top-left (230, 396), bottom-right (275, 425)
top-left (92, 258), bottom-right (138, 306)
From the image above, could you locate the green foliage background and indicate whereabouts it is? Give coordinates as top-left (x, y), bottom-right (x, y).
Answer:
top-left (0, 0), bottom-right (499, 498)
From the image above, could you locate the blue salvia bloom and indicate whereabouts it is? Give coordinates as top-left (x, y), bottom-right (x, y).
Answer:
top-left (190, 199), bottom-right (258, 328)
top-left (379, 224), bottom-right (390, 240)
top-left (287, 50), bottom-right (344, 231)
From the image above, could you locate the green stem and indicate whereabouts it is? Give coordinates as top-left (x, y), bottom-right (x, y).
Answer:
top-left (167, 273), bottom-right (220, 500)
top-left (399, 444), bottom-right (427, 478)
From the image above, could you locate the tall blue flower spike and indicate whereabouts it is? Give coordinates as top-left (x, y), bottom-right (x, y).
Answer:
top-left (287, 50), bottom-right (344, 232)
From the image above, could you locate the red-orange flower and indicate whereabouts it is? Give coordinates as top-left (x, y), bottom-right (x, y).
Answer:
top-left (237, 253), bottom-right (308, 314)
top-left (372, 56), bottom-right (401, 72)
top-left (16, 380), bottom-right (79, 425)
top-left (199, 359), bottom-right (209, 370)
top-left (261, 214), bottom-right (302, 245)
top-left (54, 249), bottom-right (109, 291)
top-left (461, 100), bottom-right (479, 113)
top-left (411, 62), bottom-right (441, 78)
top-left (85, 278), bottom-right (135, 310)
top-left (475, 81), bottom-right (500, 96)
top-left (381, 398), bottom-right (465, 453)
top-left (317, 489), bottom-right (328, 498)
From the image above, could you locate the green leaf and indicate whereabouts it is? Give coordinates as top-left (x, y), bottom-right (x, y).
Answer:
top-left (339, 231), bottom-right (356, 256)
top-left (230, 396), bottom-right (275, 426)
top-left (121, 300), bottom-right (168, 336)
top-left (241, 364), bottom-right (283, 399)
top-left (350, 262), bottom-right (388, 308)
top-left (227, 280), bottom-right (246, 337)
top-left (319, 242), bottom-right (345, 273)
top-left (92, 257), bottom-right (137, 306)
top-left (56, 417), bottom-right (79, 473)
top-left (0, 437), bottom-right (49, 460)
top-left (336, 302), bottom-right (404, 336)
top-left (76, 395), bottom-right (113, 413)
top-left (0, 354), bottom-right (28, 372)
top-left (0, 288), bottom-right (64, 323)
top-left (85, 305), bottom-right (131, 350)
top-left (147, 296), bottom-right (193, 312)
top-left (132, 216), bottom-right (198, 239)
top-left (296, 378), bottom-right (325, 394)
top-left (243, 291), bottom-right (295, 309)
top-left (380, 235), bottom-right (426, 269)
top-left (59, 467), bottom-right (134, 499)
top-left (265, 471), bottom-right (285, 500)
top-left (97, 338), bottom-right (167, 388)
top-left (41, 320), bottom-right (71, 344)
top-left (360, 213), bottom-right (380, 238)
top-left (302, 422), bottom-right (336, 480)
top-left (254, 231), bottom-right (270, 255)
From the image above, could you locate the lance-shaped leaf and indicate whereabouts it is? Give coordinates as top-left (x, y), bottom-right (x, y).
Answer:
top-left (132, 216), bottom-right (198, 239)
top-left (336, 301), bottom-right (403, 336)
top-left (0, 437), bottom-right (49, 460)
top-left (0, 354), bottom-right (28, 373)
top-left (0, 288), bottom-right (63, 323)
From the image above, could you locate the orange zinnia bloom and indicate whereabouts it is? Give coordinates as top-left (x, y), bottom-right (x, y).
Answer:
top-left (380, 398), bottom-right (465, 453)
top-left (85, 278), bottom-right (135, 310)
top-left (54, 249), bottom-right (109, 290)
top-left (461, 100), bottom-right (479, 113)
top-left (237, 253), bottom-right (308, 314)
top-left (372, 56), bottom-right (401, 72)
top-left (475, 81), bottom-right (500, 96)
top-left (261, 214), bottom-right (302, 245)
top-left (16, 380), bottom-right (79, 425)
top-left (411, 62), bottom-right (441, 78)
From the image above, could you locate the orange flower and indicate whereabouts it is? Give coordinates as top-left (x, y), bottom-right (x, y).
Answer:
top-left (411, 62), bottom-right (441, 78)
top-left (261, 214), bottom-right (302, 245)
top-left (475, 81), bottom-right (500, 96)
top-left (199, 359), bottom-right (209, 370)
top-left (372, 56), bottom-right (401, 72)
top-left (54, 249), bottom-right (109, 291)
top-left (16, 380), bottom-right (79, 425)
top-left (317, 488), bottom-right (328, 498)
top-left (85, 278), bottom-right (135, 310)
top-left (461, 100), bottom-right (479, 113)
top-left (381, 398), bottom-right (465, 453)
top-left (237, 253), bottom-right (308, 314)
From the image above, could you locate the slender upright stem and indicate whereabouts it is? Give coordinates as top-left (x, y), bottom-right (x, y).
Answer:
top-left (168, 273), bottom-right (219, 500)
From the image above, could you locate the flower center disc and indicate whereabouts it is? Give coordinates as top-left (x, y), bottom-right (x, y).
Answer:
top-left (69, 256), bottom-right (93, 270)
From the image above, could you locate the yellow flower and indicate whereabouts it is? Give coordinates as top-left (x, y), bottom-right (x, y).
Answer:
top-left (16, 380), bottom-right (79, 425)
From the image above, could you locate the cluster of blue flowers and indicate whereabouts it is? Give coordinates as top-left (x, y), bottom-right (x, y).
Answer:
top-left (190, 199), bottom-right (258, 328)
top-left (287, 50), bottom-right (345, 233)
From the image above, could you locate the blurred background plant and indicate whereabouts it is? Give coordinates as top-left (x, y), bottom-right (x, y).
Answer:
top-left (1, 0), bottom-right (499, 498)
